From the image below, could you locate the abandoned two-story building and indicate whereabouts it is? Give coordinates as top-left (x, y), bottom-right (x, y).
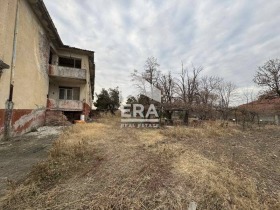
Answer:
top-left (0, 0), bottom-right (95, 139)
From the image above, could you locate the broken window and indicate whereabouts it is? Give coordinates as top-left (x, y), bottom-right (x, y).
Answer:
top-left (58, 57), bottom-right (82, 68)
top-left (59, 87), bottom-right (80, 100)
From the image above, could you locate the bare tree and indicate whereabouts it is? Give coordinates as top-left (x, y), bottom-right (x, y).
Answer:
top-left (131, 57), bottom-right (161, 104)
top-left (176, 62), bottom-right (203, 124)
top-left (131, 70), bottom-right (148, 95)
top-left (253, 59), bottom-right (280, 97)
top-left (217, 81), bottom-right (237, 120)
top-left (143, 56), bottom-right (160, 86)
top-left (197, 76), bottom-right (222, 119)
top-left (159, 72), bottom-right (176, 122)
top-left (159, 72), bottom-right (176, 105)
top-left (242, 87), bottom-right (256, 105)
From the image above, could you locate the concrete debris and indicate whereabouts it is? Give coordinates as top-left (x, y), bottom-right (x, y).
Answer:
top-left (25, 126), bottom-right (65, 138)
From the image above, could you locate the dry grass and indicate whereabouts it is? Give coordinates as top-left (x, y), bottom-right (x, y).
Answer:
top-left (173, 149), bottom-right (260, 209)
top-left (1, 115), bottom-right (279, 209)
top-left (161, 121), bottom-right (241, 140)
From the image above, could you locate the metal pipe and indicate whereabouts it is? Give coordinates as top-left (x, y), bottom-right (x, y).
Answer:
top-left (9, 0), bottom-right (20, 102)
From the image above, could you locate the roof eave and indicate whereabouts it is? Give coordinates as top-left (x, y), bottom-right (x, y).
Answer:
top-left (27, 0), bottom-right (63, 47)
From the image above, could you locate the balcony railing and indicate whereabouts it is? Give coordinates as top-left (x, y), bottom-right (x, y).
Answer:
top-left (49, 64), bottom-right (86, 80)
top-left (47, 99), bottom-right (83, 111)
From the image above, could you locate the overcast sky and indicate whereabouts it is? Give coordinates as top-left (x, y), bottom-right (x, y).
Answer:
top-left (44, 0), bottom-right (280, 104)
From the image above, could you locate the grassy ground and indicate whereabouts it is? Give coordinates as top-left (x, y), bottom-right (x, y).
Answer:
top-left (1, 115), bottom-right (279, 209)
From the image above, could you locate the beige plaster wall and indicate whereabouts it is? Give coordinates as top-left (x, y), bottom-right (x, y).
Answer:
top-left (0, 0), bottom-right (50, 110)
top-left (0, 0), bottom-right (17, 108)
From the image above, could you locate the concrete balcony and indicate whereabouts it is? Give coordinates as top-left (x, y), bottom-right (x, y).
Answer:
top-left (47, 98), bottom-right (83, 111)
top-left (49, 64), bottom-right (86, 80)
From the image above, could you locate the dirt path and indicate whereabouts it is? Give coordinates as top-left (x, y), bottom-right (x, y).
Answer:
top-left (0, 127), bottom-right (63, 197)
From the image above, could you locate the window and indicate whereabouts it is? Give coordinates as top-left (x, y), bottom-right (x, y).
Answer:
top-left (59, 87), bottom-right (80, 100)
top-left (58, 57), bottom-right (82, 68)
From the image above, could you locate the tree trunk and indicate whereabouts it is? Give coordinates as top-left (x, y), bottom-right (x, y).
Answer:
top-left (166, 110), bottom-right (173, 125)
top-left (183, 110), bottom-right (189, 126)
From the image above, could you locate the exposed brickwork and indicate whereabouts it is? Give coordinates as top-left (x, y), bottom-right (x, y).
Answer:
top-left (47, 98), bottom-right (56, 109)
top-left (49, 65), bottom-right (54, 75)
top-left (45, 110), bottom-right (71, 126)
top-left (83, 102), bottom-right (91, 118)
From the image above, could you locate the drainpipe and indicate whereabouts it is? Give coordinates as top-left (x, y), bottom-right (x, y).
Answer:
top-left (9, 0), bottom-right (20, 98)
top-left (4, 0), bottom-right (20, 139)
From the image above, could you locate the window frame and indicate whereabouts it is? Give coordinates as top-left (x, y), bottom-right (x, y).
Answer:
top-left (58, 56), bottom-right (82, 69)
top-left (59, 87), bottom-right (80, 100)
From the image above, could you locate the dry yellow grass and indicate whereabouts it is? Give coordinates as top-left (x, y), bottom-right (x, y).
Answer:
top-left (161, 121), bottom-right (241, 140)
top-left (0, 115), bottom-right (279, 209)
top-left (173, 149), bottom-right (260, 209)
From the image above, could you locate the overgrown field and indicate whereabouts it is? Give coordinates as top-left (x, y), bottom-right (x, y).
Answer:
top-left (1, 116), bottom-right (279, 209)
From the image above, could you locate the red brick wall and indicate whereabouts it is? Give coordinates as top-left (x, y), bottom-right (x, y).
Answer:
top-left (83, 102), bottom-right (91, 117)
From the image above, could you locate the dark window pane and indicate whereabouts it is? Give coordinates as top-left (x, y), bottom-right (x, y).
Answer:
top-left (59, 89), bottom-right (65, 99)
top-left (67, 89), bottom-right (72, 100)
top-left (59, 57), bottom-right (75, 68)
top-left (75, 59), bottom-right (82, 68)
top-left (73, 87), bottom-right (80, 100)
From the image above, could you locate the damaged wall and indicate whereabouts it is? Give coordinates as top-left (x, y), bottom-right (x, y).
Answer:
top-left (45, 110), bottom-right (72, 126)
top-left (49, 65), bottom-right (86, 80)
top-left (0, 0), bottom-right (94, 139)
top-left (0, 0), bottom-right (51, 139)
top-left (56, 50), bottom-right (93, 106)
top-left (47, 98), bottom-right (83, 111)
top-left (11, 109), bottom-right (46, 135)
top-left (47, 49), bottom-right (93, 117)
top-left (0, 108), bottom-right (46, 139)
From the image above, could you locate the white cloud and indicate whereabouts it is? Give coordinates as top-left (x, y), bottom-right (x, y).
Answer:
top-left (44, 0), bottom-right (280, 102)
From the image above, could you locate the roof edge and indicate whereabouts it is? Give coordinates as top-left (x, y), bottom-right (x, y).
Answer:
top-left (27, 0), bottom-right (63, 47)
top-left (59, 45), bottom-right (95, 55)
top-left (27, 0), bottom-right (94, 54)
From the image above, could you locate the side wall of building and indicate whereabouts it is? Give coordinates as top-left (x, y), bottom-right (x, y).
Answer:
top-left (0, 0), bottom-right (50, 138)
top-left (0, 0), bottom-right (17, 108)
